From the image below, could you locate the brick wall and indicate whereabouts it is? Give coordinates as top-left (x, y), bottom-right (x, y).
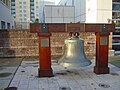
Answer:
top-left (0, 30), bottom-right (96, 58)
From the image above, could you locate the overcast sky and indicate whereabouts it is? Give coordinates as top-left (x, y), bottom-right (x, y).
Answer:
top-left (55, 0), bottom-right (61, 4)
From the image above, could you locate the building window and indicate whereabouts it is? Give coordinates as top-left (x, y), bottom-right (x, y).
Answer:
top-left (24, 18), bottom-right (27, 21)
top-left (19, 10), bottom-right (22, 12)
top-left (36, 2), bottom-right (38, 4)
top-left (31, 14), bottom-right (34, 17)
top-left (1, 21), bottom-right (6, 29)
top-left (23, 2), bottom-right (26, 4)
top-left (19, 2), bottom-right (22, 4)
top-left (36, 14), bottom-right (39, 17)
top-left (24, 10), bottom-right (26, 13)
top-left (36, 6), bottom-right (39, 8)
top-left (19, 6), bottom-right (22, 8)
top-left (36, 10), bottom-right (39, 13)
top-left (20, 18), bottom-right (22, 22)
top-left (7, 23), bottom-right (10, 29)
top-left (19, 14), bottom-right (22, 17)
top-left (24, 14), bottom-right (26, 17)
top-left (23, 6), bottom-right (26, 9)
top-left (30, 6), bottom-right (34, 9)
top-left (11, 6), bottom-right (15, 9)
top-left (113, 3), bottom-right (120, 11)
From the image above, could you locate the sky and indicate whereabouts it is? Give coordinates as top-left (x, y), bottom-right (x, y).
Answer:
top-left (55, 0), bottom-right (61, 5)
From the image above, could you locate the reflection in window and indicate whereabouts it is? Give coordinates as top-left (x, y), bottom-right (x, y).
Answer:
top-left (112, 20), bottom-right (120, 27)
top-left (112, 12), bottom-right (120, 19)
top-left (113, 4), bottom-right (120, 10)
top-left (1, 21), bottom-right (6, 29)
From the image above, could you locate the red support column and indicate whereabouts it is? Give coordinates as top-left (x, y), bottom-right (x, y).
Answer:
top-left (38, 33), bottom-right (53, 77)
top-left (94, 32), bottom-right (110, 74)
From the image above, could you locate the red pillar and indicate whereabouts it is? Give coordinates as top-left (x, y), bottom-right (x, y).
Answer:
top-left (38, 33), bottom-right (53, 77)
top-left (94, 32), bottom-right (110, 74)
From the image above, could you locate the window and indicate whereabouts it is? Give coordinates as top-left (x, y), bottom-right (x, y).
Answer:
top-left (19, 10), bottom-right (22, 12)
top-left (7, 23), bottom-right (10, 29)
top-left (36, 6), bottom-right (39, 8)
top-left (36, 10), bottom-right (39, 13)
top-left (1, 21), bottom-right (6, 29)
top-left (31, 9), bottom-right (34, 12)
top-left (19, 6), bottom-right (22, 8)
top-left (24, 10), bottom-right (26, 12)
top-left (19, 14), bottom-right (22, 17)
top-left (113, 4), bottom-right (120, 10)
top-left (23, 6), bottom-right (26, 9)
top-left (11, 6), bottom-right (15, 9)
top-left (30, 6), bottom-right (34, 9)
top-left (19, 18), bottom-right (22, 22)
top-left (23, 2), bottom-right (26, 4)
top-left (24, 18), bottom-right (27, 21)
top-left (36, 2), bottom-right (38, 4)
top-left (36, 14), bottom-right (39, 17)
top-left (24, 14), bottom-right (26, 17)
top-left (19, 2), bottom-right (22, 4)
top-left (31, 14), bottom-right (34, 17)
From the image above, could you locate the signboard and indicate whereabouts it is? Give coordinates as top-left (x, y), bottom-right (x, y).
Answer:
top-left (40, 38), bottom-right (49, 47)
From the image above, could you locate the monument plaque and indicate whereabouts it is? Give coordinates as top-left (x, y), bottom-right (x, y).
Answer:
top-left (100, 37), bottom-right (108, 45)
top-left (40, 38), bottom-right (49, 47)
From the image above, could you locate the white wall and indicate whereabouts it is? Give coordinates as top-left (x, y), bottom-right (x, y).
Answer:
top-left (0, 2), bottom-right (14, 29)
top-left (44, 6), bottom-right (75, 23)
top-left (59, 0), bottom-right (112, 23)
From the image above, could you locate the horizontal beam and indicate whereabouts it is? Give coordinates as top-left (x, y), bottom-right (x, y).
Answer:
top-left (30, 23), bottom-right (115, 33)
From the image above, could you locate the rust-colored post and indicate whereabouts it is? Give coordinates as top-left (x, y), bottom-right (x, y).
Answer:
top-left (38, 33), bottom-right (53, 77)
top-left (94, 32), bottom-right (110, 74)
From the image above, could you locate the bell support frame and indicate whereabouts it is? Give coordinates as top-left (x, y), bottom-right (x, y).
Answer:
top-left (30, 23), bottom-right (115, 77)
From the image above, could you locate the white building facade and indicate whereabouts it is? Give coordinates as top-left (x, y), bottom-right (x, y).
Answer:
top-left (0, 0), bottom-right (14, 29)
top-left (59, 0), bottom-right (112, 23)
top-left (43, 6), bottom-right (75, 23)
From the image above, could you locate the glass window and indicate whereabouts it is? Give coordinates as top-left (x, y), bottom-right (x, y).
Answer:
top-left (24, 10), bottom-right (26, 12)
top-left (31, 9), bottom-right (34, 12)
top-left (1, 21), bottom-right (6, 29)
top-left (23, 2), bottom-right (26, 4)
top-left (113, 12), bottom-right (120, 19)
top-left (36, 6), bottom-right (39, 8)
top-left (24, 18), bottom-right (27, 21)
top-left (30, 6), bottom-right (34, 9)
top-left (36, 14), bottom-right (39, 17)
top-left (23, 6), bottom-right (26, 9)
top-left (36, 10), bottom-right (39, 13)
top-left (30, 2), bottom-right (34, 4)
top-left (31, 14), bottom-right (34, 17)
top-left (11, 2), bottom-right (15, 4)
top-left (19, 10), bottom-right (22, 12)
top-left (113, 4), bottom-right (120, 10)
top-left (20, 18), bottom-right (22, 22)
top-left (24, 14), bottom-right (26, 17)
top-left (7, 23), bottom-right (10, 29)
top-left (19, 6), bottom-right (22, 8)
top-left (36, 2), bottom-right (38, 4)
top-left (19, 14), bottom-right (22, 16)
top-left (11, 6), bottom-right (15, 9)
top-left (19, 2), bottom-right (22, 4)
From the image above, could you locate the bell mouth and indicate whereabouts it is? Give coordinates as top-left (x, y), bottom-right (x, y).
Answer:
top-left (58, 60), bottom-right (91, 68)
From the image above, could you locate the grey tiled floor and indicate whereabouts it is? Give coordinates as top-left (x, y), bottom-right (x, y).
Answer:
top-left (9, 60), bottom-right (120, 90)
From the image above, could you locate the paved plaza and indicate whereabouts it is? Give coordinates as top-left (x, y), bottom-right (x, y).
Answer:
top-left (0, 57), bottom-right (120, 90)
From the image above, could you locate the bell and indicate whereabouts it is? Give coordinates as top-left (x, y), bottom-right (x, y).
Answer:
top-left (58, 32), bottom-right (91, 68)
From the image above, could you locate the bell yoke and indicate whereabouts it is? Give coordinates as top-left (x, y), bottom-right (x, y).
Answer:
top-left (30, 23), bottom-right (115, 77)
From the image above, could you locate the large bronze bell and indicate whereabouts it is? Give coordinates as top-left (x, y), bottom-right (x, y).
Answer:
top-left (58, 32), bottom-right (91, 68)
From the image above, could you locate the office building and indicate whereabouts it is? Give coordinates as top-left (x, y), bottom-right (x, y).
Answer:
top-left (11, 0), bottom-right (55, 29)
top-left (0, 0), bottom-right (14, 29)
top-left (112, 0), bottom-right (120, 55)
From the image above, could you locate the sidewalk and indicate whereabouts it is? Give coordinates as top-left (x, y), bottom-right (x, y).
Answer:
top-left (0, 58), bottom-right (23, 89)
top-left (9, 58), bottom-right (120, 90)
